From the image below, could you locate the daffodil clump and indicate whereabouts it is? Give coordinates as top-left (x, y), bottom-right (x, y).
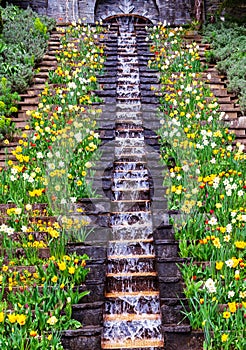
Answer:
top-left (0, 253), bottom-right (89, 349)
top-left (0, 20), bottom-right (106, 349)
top-left (0, 20), bottom-right (105, 245)
top-left (148, 24), bottom-right (246, 349)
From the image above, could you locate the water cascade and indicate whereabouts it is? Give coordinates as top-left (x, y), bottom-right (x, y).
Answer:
top-left (102, 17), bottom-right (164, 350)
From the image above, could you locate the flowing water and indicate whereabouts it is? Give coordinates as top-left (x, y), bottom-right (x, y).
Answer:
top-left (102, 18), bottom-right (164, 350)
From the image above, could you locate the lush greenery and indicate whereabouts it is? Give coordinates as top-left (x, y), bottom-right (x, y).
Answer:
top-left (148, 24), bottom-right (245, 350)
top-left (0, 4), bottom-right (55, 92)
top-left (203, 20), bottom-right (246, 112)
top-left (0, 20), bottom-right (105, 349)
top-left (0, 253), bottom-right (89, 349)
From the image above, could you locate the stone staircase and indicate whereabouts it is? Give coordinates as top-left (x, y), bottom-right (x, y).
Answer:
top-left (0, 21), bottom-right (245, 350)
top-left (185, 33), bottom-right (245, 148)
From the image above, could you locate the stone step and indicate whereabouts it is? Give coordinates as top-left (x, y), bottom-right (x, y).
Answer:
top-left (106, 275), bottom-right (158, 294)
top-left (104, 314), bottom-right (161, 321)
top-left (101, 339), bottom-right (164, 349)
top-left (105, 293), bottom-right (160, 315)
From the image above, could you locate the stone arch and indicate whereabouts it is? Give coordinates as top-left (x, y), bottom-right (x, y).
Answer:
top-left (94, 0), bottom-right (160, 24)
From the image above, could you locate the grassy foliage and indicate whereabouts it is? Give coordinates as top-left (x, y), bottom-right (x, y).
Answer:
top-left (203, 21), bottom-right (246, 112)
top-left (0, 4), bottom-right (55, 92)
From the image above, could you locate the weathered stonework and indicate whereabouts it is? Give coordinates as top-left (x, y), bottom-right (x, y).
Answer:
top-left (7, 0), bottom-right (193, 25)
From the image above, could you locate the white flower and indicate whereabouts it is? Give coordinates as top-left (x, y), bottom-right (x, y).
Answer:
top-left (241, 215), bottom-right (246, 222)
top-left (11, 168), bottom-right (18, 175)
top-left (10, 175), bottom-right (17, 182)
top-left (224, 235), bottom-right (231, 242)
top-left (0, 224), bottom-right (8, 233)
top-left (225, 259), bottom-right (234, 268)
top-left (204, 278), bottom-right (216, 293)
top-left (74, 132), bottom-right (82, 143)
top-left (226, 224), bottom-right (232, 233)
top-left (6, 226), bottom-right (14, 235)
top-left (210, 158), bottom-right (216, 164)
top-left (23, 173), bottom-right (29, 180)
top-left (37, 152), bottom-right (43, 159)
top-left (60, 198), bottom-right (67, 204)
top-left (21, 226), bottom-right (27, 232)
top-left (70, 197), bottom-right (77, 203)
top-left (48, 163), bottom-right (55, 170)
top-left (228, 290), bottom-right (235, 298)
top-left (182, 164), bottom-right (189, 172)
top-left (208, 217), bottom-right (218, 226)
top-left (237, 190), bottom-right (244, 197)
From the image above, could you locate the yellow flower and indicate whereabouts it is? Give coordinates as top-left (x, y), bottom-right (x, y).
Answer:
top-left (47, 334), bottom-right (52, 341)
top-left (58, 262), bottom-right (66, 271)
top-left (223, 311), bottom-right (231, 319)
top-left (213, 237), bottom-right (221, 249)
top-left (228, 302), bottom-right (237, 313)
top-left (8, 313), bottom-right (17, 323)
top-left (68, 266), bottom-right (75, 274)
top-left (30, 330), bottom-right (38, 337)
top-left (2, 265), bottom-right (8, 272)
top-left (0, 312), bottom-right (4, 323)
top-left (47, 316), bottom-right (58, 325)
top-left (221, 333), bottom-right (229, 342)
top-left (215, 203), bottom-right (222, 209)
top-left (51, 276), bottom-right (58, 283)
top-left (216, 261), bottom-right (224, 270)
top-left (235, 241), bottom-right (246, 249)
top-left (60, 283), bottom-right (65, 289)
top-left (16, 314), bottom-right (27, 326)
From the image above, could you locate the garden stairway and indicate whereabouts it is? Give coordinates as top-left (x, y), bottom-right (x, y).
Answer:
top-left (184, 33), bottom-right (246, 148)
top-left (0, 21), bottom-right (245, 350)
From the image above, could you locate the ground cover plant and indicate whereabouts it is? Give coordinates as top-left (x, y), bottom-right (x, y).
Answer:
top-left (148, 24), bottom-right (246, 350)
top-left (0, 20), bottom-right (106, 349)
top-left (202, 20), bottom-right (246, 112)
top-left (0, 4), bottom-right (56, 92)
top-left (0, 4), bottom-right (55, 141)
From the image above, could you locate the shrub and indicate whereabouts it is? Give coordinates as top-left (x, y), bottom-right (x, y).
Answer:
top-left (203, 21), bottom-right (246, 112)
top-left (0, 5), bottom-right (56, 92)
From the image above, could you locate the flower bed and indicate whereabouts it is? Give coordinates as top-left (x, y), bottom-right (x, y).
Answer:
top-left (0, 20), bottom-right (106, 349)
top-left (148, 24), bottom-right (245, 350)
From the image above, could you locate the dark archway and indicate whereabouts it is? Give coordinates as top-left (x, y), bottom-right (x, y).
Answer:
top-left (103, 13), bottom-right (153, 26)
top-left (95, 0), bottom-right (160, 24)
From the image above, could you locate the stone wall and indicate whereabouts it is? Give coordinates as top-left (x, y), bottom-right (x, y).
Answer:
top-left (95, 0), bottom-right (160, 23)
top-left (6, 0), bottom-right (193, 25)
top-left (206, 0), bottom-right (222, 15)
